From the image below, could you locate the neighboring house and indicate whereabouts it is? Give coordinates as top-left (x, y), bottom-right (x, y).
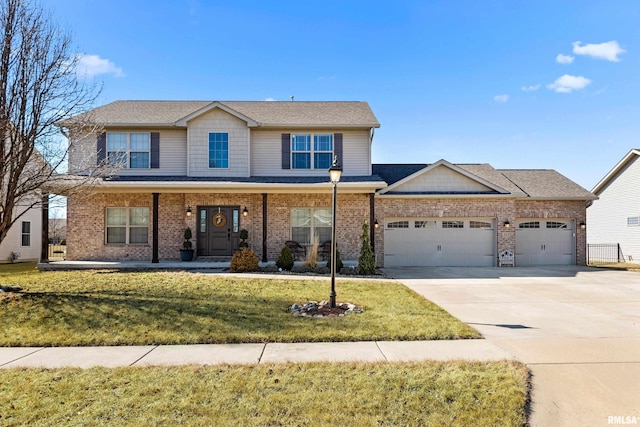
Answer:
top-left (60, 100), bottom-right (595, 267)
top-left (0, 201), bottom-right (42, 263)
top-left (588, 149), bottom-right (640, 262)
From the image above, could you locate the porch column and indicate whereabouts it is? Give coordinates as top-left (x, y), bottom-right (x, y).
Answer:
top-left (40, 193), bottom-right (49, 263)
top-left (369, 193), bottom-right (375, 252)
top-left (262, 193), bottom-right (268, 262)
top-left (152, 193), bottom-right (159, 263)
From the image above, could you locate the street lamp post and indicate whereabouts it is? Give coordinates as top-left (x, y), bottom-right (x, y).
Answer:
top-left (328, 155), bottom-right (342, 308)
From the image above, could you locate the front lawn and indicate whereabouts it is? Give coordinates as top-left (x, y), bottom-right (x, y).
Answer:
top-left (0, 265), bottom-right (479, 346)
top-left (0, 361), bottom-right (529, 426)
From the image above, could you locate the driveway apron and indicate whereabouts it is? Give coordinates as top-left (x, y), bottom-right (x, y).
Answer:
top-left (385, 266), bottom-right (640, 427)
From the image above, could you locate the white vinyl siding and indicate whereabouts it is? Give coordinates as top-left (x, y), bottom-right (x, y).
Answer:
top-left (188, 109), bottom-right (249, 177)
top-left (68, 129), bottom-right (187, 176)
top-left (0, 202), bottom-right (42, 262)
top-left (251, 129), bottom-right (371, 176)
top-left (588, 155), bottom-right (640, 262)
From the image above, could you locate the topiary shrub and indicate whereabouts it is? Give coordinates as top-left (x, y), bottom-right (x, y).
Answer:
top-left (358, 222), bottom-right (376, 275)
top-left (230, 248), bottom-right (260, 272)
top-left (327, 248), bottom-right (343, 272)
top-left (276, 245), bottom-right (294, 271)
top-left (239, 229), bottom-right (249, 248)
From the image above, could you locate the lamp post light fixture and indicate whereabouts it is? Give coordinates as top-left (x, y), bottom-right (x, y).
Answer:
top-left (328, 156), bottom-right (342, 308)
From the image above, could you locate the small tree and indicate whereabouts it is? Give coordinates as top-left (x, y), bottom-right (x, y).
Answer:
top-left (276, 245), bottom-right (294, 271)
top-left (183, 228), bottom-right (193, 250)
top-left (239, 229), bottom-right (249, 248)
top-left (358, 222), bottom-right (376, 275)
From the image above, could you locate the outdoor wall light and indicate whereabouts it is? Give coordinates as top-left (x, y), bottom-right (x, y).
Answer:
top-left (374, 219), bottom-right (379, 229)
top-left (243, 207), bottom-right (249, 217)
top-left (579, 221), bottom-right (586, 230)
top-left (186, 207), bottom-right (192, 217)
top-left (504, 220), bottom-right (510, 228)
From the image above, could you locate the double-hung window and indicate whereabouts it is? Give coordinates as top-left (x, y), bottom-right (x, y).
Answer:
top-left (106, 207), bottom-right (149, 244)
top-left (208, 132), bottom-right (229, 168)
top-left (291, 208), bottom-right (332, 245)
top-left (107, 133), bottom-right (150, 169)
top-left (21, 221), bottom-right (30, 246)
top-left (291, 134), bottom-right (333, 169)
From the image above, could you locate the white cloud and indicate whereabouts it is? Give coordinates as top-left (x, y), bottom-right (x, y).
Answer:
top-left (493, 94), bottom-right (509, 103)
top-left (572, 41), bottom-right (625, 62)
top-left (521, 84), bottom-right (540, 92)
top-left (75, 54), bottom-right (124, 78)
top-left (546, 74), bottom-right (592, 93)
top-left (556, 54), bottom-right (574, 64)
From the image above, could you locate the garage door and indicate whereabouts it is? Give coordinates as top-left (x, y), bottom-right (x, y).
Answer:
top-left (515, 219), bottom-right (575, 266)
top-left (384, 218), bottom-right (495, 267)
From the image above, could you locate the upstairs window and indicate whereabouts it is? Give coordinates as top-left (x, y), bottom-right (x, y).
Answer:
top-left (208, 133), bottom-right (229, 168)
top-left (291, 134), bottom-right (333, 169)
top-left (107, 133), bottom-right (150, 169)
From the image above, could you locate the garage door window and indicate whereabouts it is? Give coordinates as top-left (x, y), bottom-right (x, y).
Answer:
top-left (519, 221), bottom-right (540, 229)
top-left (387, 221), bottom-right (409, 229)
top-left (470, 221), bottom-right (492, 229)
top-left (546, 221), bottom-right (568, 229)
top-left (415, 220), bottom-right (436, 229)
top-left (442, 221), bottom-right (464, 228)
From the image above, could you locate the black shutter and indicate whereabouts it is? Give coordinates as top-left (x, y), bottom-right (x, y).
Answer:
top-left (96, 132), bottom-right (106, 165)
top-left (150, 132), bottom-right (160, 168)
top-left (334, 133), bottom-right (343, 166)
top-left (281, 133), bottom-right (291, 169)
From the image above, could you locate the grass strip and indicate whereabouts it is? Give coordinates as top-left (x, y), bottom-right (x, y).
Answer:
top-left (0, 360), bottom-right (528, 426)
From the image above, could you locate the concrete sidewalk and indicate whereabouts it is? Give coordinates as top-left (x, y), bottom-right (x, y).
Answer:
top-left (0, 339), bottom-right (513, 369)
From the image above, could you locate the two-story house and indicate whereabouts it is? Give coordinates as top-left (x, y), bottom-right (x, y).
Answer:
top-left (61, 100), bottom-right (595, 267)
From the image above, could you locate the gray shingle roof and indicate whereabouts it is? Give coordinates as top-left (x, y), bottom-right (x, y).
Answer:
top-left (498, 169), bottom-right (596, 199)
top-left (373, 163), bottom-right (595, 200)
top-left (66, 100), bottom-right (380, 128)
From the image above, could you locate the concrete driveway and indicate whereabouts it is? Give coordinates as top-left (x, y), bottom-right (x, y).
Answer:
top-left (385, 266), bottom-right (640, 427)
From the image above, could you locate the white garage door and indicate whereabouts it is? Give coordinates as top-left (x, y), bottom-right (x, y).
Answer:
top-left (515, 219), bottom-right (575, 266)
top-left (384, 218), bottom-right (495, 267)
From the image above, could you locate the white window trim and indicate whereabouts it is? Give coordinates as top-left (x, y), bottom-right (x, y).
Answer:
top-left (291, 133), bottom-right (333, 170)
top-left (107, 132), bottom-right (151, 169)
top-left (105, 207), bottom-right (150, 245)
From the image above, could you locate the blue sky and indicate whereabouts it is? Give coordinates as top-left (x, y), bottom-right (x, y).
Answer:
top-left (46, 0), bottom-right (640, 190)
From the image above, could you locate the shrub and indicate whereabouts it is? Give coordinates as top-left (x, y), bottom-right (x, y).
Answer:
top-left (276, 245), bottom-right (294, 271)
top-left (230, 248), bottom-right (260, 272)
top-left (183, 228), bottom-right (193, 250)
top-left (239, 229), bottom-right (249, 248)
top-left (358, 222), bottom-right (376, 275)
top-left (327, 248), bottom-right (343, 272)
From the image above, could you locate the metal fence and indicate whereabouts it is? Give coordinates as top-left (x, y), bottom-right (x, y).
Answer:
top-left (48, 244), bottom-right (66, 260)
top-left (587, 244), bottom-right (624, 264)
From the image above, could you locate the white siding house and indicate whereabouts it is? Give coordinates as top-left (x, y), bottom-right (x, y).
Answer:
top-left (0, 203), bottom-right (42, 263)
top-left (588, 149), bottom-right (640, 262)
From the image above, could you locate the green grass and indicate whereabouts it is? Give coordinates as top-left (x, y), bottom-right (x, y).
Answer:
top-left (0, 361), bottom-right (529, 426)
top-left (589, 262), bottom-right (640, 271)
top-left (0, 264), bottom-right (479, 346)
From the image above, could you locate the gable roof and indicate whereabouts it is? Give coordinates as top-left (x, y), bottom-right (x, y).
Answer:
top-left (591, 149), bottom-right (640, 195)
top-left (377, 159), bottom-right (510, 195)
top-left (62, 100), bottom-right (380, 129)
top-left (373, 161), bottom-right (595, 200)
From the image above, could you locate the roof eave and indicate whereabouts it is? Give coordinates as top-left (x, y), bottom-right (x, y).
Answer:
top-left (591, 149), bottom-right (640, 195)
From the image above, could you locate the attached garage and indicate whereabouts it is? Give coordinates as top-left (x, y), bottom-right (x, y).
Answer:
top-left (384, 218), bottom-right (496, 267)
top-left (515, 219), bottom-right (576, 266)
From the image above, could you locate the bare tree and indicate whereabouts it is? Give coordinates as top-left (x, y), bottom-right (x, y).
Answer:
top-left (0, 0), bottom-right (104, 247)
